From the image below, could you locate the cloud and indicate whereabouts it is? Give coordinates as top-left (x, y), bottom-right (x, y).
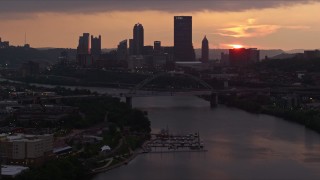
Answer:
top-left (247, 18), bottom-right (256, 25)
top-left (0, 0), bottom-right (316, 16)
top-left (215, 19), bottom-right (310, 38)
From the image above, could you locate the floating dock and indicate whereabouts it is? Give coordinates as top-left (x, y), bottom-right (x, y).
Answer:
top-left (143, 128), bottom-right (206, 153)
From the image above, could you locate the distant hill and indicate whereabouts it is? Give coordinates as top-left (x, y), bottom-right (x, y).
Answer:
top-left (260, 49), bottom-right (285, 60)
top-left (194, 49), bottom-right (284, 61)
top-left (270, 53), bottom-right (298, 60)
top-left (0, 47), bottom-right (76, 68)
top-left (285, 49), bottom-right (305, 54)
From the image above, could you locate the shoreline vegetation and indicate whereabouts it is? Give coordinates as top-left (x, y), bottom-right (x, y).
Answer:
top-left (213, 95), bottom-right (320, 134)
top-left (12, 89), bottom-right (151, 180)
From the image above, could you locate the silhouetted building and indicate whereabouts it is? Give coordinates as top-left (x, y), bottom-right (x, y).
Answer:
top-left (59, 51), bottom-right (69, 65)
top-left (201, 36), bottom-right (209, 62)
top-left (77, 33), bottom-right (90, 54)
top-left (20, 61), bottom-right (39, 77)
top-left (143, 45), bottom-right (153, 55)
top-left (129, 39), bottom-right (134, 55)
top-left (0, 134), bottom-right (53, 166)
top-left (304, 50), bottom-right (320, 59)
top-left (133, 23), bottom-right (144, 55)
top-left (174, 16), bottom-right (195, 61)
top-left (117, 39), bottom-right (128, 61)
top-left (153, 54), bottom-right (167, 68)
top-left (128, 55), bottom-right (145, 70)
top-left (229, 48), bottom-right (259, 66)
top-left (77, 33), bottom-right (92, 67)
top-left (163, 46), bottom-right (175, 70)
top-left (24, 44), bottom-right (30, 48)
top-left (91, 35), bottom-right (101, 61)
top-left (154, 41), bottom-right (162, 54)
top-left (0, 37), bottom-right (9, 48)
top-left (220, 52), bottom-right (230, 66)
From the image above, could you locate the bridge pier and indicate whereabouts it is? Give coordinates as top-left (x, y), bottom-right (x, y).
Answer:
top-left (126, 96), bottom-right (133, 108)
top-left (210, 92), bottom-right (218, 108)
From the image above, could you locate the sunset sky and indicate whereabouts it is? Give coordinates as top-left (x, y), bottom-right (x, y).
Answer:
top-left (0, 0), bottom-right (319, 50)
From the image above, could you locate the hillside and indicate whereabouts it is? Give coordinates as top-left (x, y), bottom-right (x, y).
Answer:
top-left (0, 47), bottom-right (76, 68)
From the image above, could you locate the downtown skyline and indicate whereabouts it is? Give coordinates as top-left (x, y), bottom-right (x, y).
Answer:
top-left (0, 0), bottom-right (319, 50)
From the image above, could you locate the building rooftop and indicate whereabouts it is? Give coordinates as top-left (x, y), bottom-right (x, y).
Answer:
top-left (53, 146), bottom-right (72, 154)
top-left (1, 165), bottom-right (29, 177)
top-left (1, 133), bottom-right (53, 142)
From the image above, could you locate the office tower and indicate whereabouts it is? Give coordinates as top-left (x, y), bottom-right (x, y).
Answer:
top-left (143, 45), bottom-right (154, 55)
top-left (117, 39), bottom-right (128, 61)
top-left (154, 41), bottom-right (161, 54)
top-left (129, 39), bottom-right (134, 55)
top-left (133, 23), bottom-right (144, 55)
top-left (91, 35), bottom-right (101, 60)
top-left (229, 48), bottom-right (260, 66)
top-left (77, 33), bottom-right (92, 66)
top-left (201, 36), bottom-right (209, 62)
top-left (77, 33), bottom-right (90, 54)
top-left (174, 16), bottom-right (195, 61)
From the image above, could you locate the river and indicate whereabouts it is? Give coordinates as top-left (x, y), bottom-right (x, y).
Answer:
top-left (2, 78), bottom-right (320, 179)
top-left (92, 96), bottom-right (320, 180)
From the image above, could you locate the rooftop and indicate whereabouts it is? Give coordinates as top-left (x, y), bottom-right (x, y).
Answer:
top-left (1, 165), bottom-right (29, 177)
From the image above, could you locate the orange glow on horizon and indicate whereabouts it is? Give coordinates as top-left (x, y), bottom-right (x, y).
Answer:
top-left (229, 44), bottom-right (244, 49)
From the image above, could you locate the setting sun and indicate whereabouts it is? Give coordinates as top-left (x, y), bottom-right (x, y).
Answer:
top-left (230, 44), bottom-right (244, 49)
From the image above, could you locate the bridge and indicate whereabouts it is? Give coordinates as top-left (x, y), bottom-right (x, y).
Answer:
top-left (122, 71), bottom-right (223, 108)
top-left (18, 72), bottom-right (272, 108)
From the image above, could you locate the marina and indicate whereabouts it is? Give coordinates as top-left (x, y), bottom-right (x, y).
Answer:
top-left (143, 128), bottom-right (206, 153)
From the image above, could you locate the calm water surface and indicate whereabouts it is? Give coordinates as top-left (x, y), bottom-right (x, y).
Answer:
top-left (93, 96), bottom-right (320, 180)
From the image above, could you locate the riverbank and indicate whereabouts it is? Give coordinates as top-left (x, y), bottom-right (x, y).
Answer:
top-left (217, 97), bottom-right (320, 134)
top-left (0, 82), bottom-right (152, 180)
top-left (90, 146), bottom-right (144, 175)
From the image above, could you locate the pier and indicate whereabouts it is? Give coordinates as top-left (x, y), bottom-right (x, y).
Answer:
top-left (143, 128), bottom-right (206, 153)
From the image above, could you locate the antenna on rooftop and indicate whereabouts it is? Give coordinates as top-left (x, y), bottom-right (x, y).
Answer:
top-left (25, 32), bottom-right (27, 45)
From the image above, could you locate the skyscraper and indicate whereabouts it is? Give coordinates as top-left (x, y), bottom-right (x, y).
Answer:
top-left (91, 35), bottom-right (101, 60)
top-left (77, 33), bottom-right (91, 66)
top-left (77, 33), bottom-right (90, 54)
top-left (174, 16), bottom-right (195, 61)
top-left (129, 39), bottom-right (134, 55)
top-left (154, 41), bottom-right (162, 54)
top-left (117, 39), bottom-right (128, 61)
top-left (133, 23), bottom-right (144, 55)
top-left (201, 36), bottom-right (209, 62)
top-left (229, 48), bottom-right (260, 66)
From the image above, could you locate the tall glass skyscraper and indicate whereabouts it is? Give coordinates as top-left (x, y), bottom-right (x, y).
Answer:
top-left (201, 35), bottom-right (209, 62)
top-left (174, 16), bottom-right (195, 61)
top-left (91, 35), bottom-right (101, 60)
top-left (133, 23), bottom-right (144, 55)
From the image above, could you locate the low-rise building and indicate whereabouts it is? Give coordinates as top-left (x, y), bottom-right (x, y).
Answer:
top-left (1, 165), bottom-right (29, 178)
top-left (0, 133), bottom-right (53, 166)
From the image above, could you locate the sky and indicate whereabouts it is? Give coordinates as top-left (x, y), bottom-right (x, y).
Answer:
top-left (0, 0), bottom-right (319, 50)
